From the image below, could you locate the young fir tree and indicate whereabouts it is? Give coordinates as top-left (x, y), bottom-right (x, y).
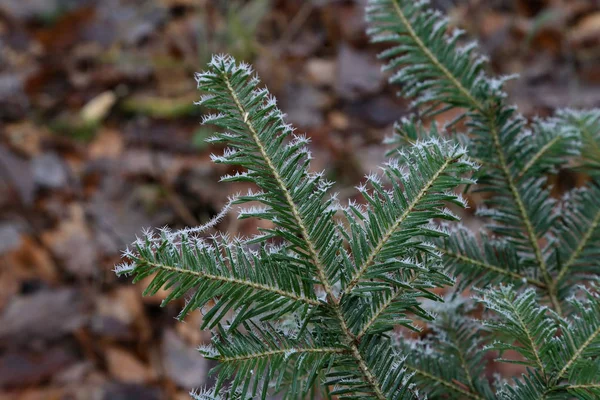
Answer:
top-left (116, 0), bottom-right (600, 398)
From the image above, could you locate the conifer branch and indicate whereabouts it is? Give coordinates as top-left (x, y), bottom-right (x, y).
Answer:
top-left (217, 346), bottom-right (348, 363)
top-left (555, 186), bottom-right (600, 283)
top-left (439, 247), bottom-right (546, 289)
top-left (555, 325), bottom-right (600, 383)
top-left (485, 113), bottom-right (561, 314)
top-left (399, 299), bottom-right (494, 400)
top-left (345, 155), bottom-right (454, 293)
top-left (550, 287), bottom-right (600, 386)
top-left (406, 366), bottom-right (484, 400)
top-left (477, 287), bottom-right (551, 377)
top-left (220, 66), bottom-right (333, 294)
top-left (139, 260), bottom-right (321, 306)
top-left (351, 346), bottom-right (388, 400)
top-left (356, 274), bottom-right (420, 339)
top-left (199, 57), bottom-right (408, 399)
top-left (387, 0), bottom-right (483, 112)
top-left (447, 331), bottom-right (475, 392)
top-left (556, 208), bottom-right (600, 282)
top-left (220, 64), bottom-right (388, 399)
top-left (506, 299), bottom-right (545, 375)
top-left (116, 1), bottom-right (600, 398)
top-left (557, 109), bottom-right (600, 173)
top-left (368, 0), bottom-right (568, 314)
top-left (516, 135), bottom-right (562, 180)
top-left (560, 383), bottom-right (600, 390)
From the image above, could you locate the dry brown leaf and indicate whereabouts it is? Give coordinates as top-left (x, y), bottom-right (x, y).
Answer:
top-left (569, 12), bottom-right (600, 45)
top-left (105, 347), bottom-right (155, 383)
top-left (41, 204), bottom-right (98, 278)
top-left (88, 129), bottom-right (124, 160)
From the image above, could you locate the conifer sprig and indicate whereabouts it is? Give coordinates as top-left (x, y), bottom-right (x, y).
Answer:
top-left (556, 109), bottom-right (600, 174)
top-left (367, 0), bottom-right (600, 397)
top-left (366, 0), bottom-right (583, 314)
top-left (343, 140), bottom-right (475, 294)
top-left (398, 299), bottom-right (494, 400)
top-left (552, 184), bottom-right (600, 289)
top-left (116, 0), bottom-right (600, 398)
top-left (477, 285), bottom-right (600, 398)
top-left (118, 53), bottom-right (475, 399)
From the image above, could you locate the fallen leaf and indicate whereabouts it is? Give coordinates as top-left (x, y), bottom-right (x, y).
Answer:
top-left (88, 129), bottom-right (124, 160)
top-left (41, 204), bottom-right (99, 278)
top-left (569, 12), bottom-right (600, 45)
top-left (0, 346), bottom-right (78, 388)
top-left (105, 347), bottom-right (155, 384)
top-left (161, 330), bottom-right (207, 389)
top-left (4, 122), bottom-right (45, 157)
top-left (305, 58), bottom-right (336, 87)
top-left (0, 288), bottom-right (90, 347)
top-left (80, 91), bottom-right (116, 124)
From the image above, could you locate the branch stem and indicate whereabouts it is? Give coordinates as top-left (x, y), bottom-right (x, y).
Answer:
top-left (219, 347), bottom-right (347, 363)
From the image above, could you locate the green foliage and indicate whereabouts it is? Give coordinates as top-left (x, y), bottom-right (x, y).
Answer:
top-left (117, 0), bottom-right (600, 398)
top-left (555, 109), bottom-right (600, 174)
top-left (117, 53), bottom-right (474, 399)
top-left (478, 285), bottom-right (600, 400)
top-left (399, 298), bottom-right (495, 399)
top-left (370, 0), bottom-right (600, 397)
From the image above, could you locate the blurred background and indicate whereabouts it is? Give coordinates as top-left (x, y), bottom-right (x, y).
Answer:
top-left (0, 0), bottom-right (599, 399)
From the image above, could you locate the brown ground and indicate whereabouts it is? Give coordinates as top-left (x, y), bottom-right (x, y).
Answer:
top-left (0, 0), bottom-right (599, 399)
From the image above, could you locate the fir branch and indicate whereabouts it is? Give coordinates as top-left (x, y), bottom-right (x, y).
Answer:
top-left (513, 116), bottom-right (580, 181)
top-left (326, 335), bottom-right (416, 400)
top-left (556, 208), bottom-right (600, 282)
top-left (476, 287), bottom-right (554, 377)
top-left (216, 346), bottom-right (348, 363)
top-left (400, 299), bottom-right (494, 400)
top-left (553, 183), bottom-right (600, 286)
top-left (116, 1), bottom-right (600, 398)
top-left (565, 384), bottom-right (600, 389)
top-left (198, 55), bottom-right (344, 288)
top-left (556, 109), bottom-right (600, 174)
top-left (549, 287), bottom-right (600, 385)
top-left (220, 65), bottom-right (333, 290)
top-left (204, 321), bottom-right (345, 398)
top-left (116, 234), bottom-right (319, 328)
top-left (199, 54), bottom-right (442, 399)
top-left (478, 286), bottom-right (600, 398)
top-left (480, 111), bottom-right (561, 314)
top-left (441, 249), bottom-right (545, 288)
top-left (435, 225), bottom-right (547, 290)
top-left (448, 332), bottom-right (475, 392)
top-left (138, 260), bottom-right (320, 307)
top-left (497, 370), bottom-right (548, 400)
top-left (516, 136), bottom-right (562, 180)
top-left (201, 55), bottom-right (391, 398)
top-left (368, 0), bottom-right (484, 110)
top-left (367, 0), bottom-right (573, 314)
top-left (344, 142), bottom-right (472, 293)
top-left (407, 366), bottom-right (484, 400)
top-left (555, 326), bottom-right (600, 383)
top-left (355, 273), bottom-right (421, 339)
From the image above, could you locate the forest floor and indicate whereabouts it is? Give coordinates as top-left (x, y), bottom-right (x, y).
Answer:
top-left (0, 0), bottom-right (599, 399)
